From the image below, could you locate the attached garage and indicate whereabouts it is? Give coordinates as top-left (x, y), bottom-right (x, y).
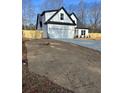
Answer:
top-left (47, 24), bottom-right (75, 39)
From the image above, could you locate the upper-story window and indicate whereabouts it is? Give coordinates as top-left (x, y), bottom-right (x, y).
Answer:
top-left (60, 13), bottom-right (64, 20)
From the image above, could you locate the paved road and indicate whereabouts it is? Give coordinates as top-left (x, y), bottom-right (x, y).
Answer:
top-left (56, 39), bottom-right (101, 51)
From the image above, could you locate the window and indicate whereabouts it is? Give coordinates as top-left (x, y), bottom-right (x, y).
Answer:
top-left (60, 13), bottom-right (64, 20)
top-left (81, 30), bottom-right (85, 35)
top-left (81, 30), bottom-right (83, 35)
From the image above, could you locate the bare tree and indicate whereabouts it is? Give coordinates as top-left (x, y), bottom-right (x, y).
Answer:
top-left (41, 0), bottom-right (64, 11)
top-left (77, 0), bottom-right (86, 25)
top-left (68, 4), bottom-right (77, 14)
top-left (27, 0), bottom-right (35, 25)
top-left (22, 0), bottom-right (28, 28)
top-left (67, 0), bottom-right (101, 32)
top-left (22, 0), bottom-right (36, 29)
top-left (87, 2), bottom-right (101, 32)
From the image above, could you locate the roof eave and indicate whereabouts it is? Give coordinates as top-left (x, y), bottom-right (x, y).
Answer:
top-left (76, 27), bottom-right (89, 29)
top-left (44, 21), bottom-right (76, 26)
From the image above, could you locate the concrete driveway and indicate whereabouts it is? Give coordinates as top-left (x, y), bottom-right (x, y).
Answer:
top-left (56, 39), bottom-right (101, 51)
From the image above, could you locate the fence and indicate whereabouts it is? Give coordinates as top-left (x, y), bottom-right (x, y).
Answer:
top-left (22, 30), bottom-right (43, 39)
top-left (89, 33), bottom-right (101, 40)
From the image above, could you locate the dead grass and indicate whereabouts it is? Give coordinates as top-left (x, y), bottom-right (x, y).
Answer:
top-left (22, 30), bottom-right (43, 39)
top-left (89, 33), bottom-right (101, 40)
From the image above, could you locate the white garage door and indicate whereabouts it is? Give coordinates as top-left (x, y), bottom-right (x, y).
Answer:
top-left (48, 27), bottom-right (70, 38)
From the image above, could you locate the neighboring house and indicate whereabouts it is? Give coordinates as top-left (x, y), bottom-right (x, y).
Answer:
top-left (36, 7), bottom-right (89, 39)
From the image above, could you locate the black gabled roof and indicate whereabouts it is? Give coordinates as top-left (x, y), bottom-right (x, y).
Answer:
top-left (44, 21), bottom-right (76, 26)
top-left (70, 12), bottom-right (78, 20)
top-left (40, 9), bottom-right (58, 16)
top-left (45, 7), bottom-right (76, 25)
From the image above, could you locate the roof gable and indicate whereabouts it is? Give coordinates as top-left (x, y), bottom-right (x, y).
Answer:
top-left (45, 7), bottom-right (76, 25)
top-left (45, 11), bottom-right (57, 22)
top-left (70, 13), bottom-right (78, 20)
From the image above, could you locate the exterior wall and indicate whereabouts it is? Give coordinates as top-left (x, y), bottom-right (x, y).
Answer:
top-left (37, 14), bottom-right (47, 38)
top-left (74, 29), bottom-right (78, 37)
top-left (41, 15), bottom-right (48, 38)
top-left (70, 14), bottom-right (77, 25)
top-left (42, 15), bottom-right (45, 27)
top-left (37, 15), bottom-right (42, 30)
top-left (45, 11), bottom-right (56, 21)
top-left (77, 29), bottom-right (89, 38)
top-left (47, 24), bottom-right (75, 39)
top-left (70, 14), bottom-right (77, 38)
top-left (50, 9), bottom-right (73, 23)
top-left (42, 24), bottom-right (48, 38)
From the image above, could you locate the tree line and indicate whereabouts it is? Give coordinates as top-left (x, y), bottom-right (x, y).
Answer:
top-left (22, 0), bottom-right (101, 33)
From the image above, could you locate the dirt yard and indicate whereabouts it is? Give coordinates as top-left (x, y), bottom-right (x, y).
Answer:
top-left (25, 39), bottom-right (101, 93)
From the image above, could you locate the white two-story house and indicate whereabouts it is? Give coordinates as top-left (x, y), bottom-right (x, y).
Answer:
top-left (36, 7), bottom-right (89, 39)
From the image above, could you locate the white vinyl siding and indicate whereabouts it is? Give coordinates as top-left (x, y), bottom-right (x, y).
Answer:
top-left (45, 11), bottom-right (56, 21)
top-left (70, 14), bottom-right (77, 25)
top-left (50, 9), bottom-right (73, 23)
top-left (77, 29), bottom-right (89, 38)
